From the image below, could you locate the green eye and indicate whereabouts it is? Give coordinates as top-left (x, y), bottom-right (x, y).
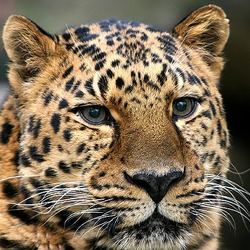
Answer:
top-left (79, 106), bottom-right (108, 125)
top-left (173, 98), bottom-right (196, 118)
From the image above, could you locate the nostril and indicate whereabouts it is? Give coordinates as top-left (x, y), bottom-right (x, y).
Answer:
top-left (125, 171), bottom-right (156, 193)
top-left (124, 169), bottom-right (184, 203)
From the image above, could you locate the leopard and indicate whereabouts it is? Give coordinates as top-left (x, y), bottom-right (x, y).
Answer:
top-left (0, 4), bottom-right (248, 250)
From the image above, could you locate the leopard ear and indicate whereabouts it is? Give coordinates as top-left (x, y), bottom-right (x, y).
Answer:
top-left (173, 5), bottom-right (229, 71)
top-left (2, 15), bottom-right (56, 89)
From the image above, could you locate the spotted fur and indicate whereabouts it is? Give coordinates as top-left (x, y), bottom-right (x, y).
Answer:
top-left (0, 4), bottom-right (249, 250)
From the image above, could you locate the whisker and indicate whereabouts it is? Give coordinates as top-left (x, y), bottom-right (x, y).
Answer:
top-left (197, 173), bottom-right (250, 231)
top-left (0, 175), bottom-right (39, 182)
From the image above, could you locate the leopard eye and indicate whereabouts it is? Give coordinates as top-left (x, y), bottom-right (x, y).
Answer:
top-left (172, 97), bottom-right (196, 118)
top-left (78, 105), bottom-right (109, 125)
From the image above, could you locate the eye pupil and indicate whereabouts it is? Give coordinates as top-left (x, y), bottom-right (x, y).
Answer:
top-left (175, 100), bottom-right (187, 112)
top-left (88, 108), bottom-right (101, 118)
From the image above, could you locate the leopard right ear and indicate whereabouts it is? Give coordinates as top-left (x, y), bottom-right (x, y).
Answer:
top-left (173, 5), bottom-right (229, 74)
top-left (2, 15), bottom-right (56, 92)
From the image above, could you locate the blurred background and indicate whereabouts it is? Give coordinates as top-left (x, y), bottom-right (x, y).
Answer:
top-left (0, 0), bottom-right (249, 249)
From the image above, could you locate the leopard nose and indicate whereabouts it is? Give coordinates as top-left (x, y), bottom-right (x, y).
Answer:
top-left (124, 170), bottom-right (184, 203)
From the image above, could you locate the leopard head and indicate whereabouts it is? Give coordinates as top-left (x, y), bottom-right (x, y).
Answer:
top-left (2, 5), bottom-right (231, 249)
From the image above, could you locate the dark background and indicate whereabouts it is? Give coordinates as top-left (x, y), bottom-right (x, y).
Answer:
top-left (0, 0), bottom-right (249, 249)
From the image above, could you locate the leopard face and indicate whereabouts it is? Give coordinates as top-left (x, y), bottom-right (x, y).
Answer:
top-left (0, 5), bottom-right (235, 250)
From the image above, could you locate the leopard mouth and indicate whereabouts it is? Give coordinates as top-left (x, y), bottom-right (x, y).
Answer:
top-left (88, 203), bottom-right (190, 248)
top-left (109, 210), bottom-right (185, 242)
top-left (131, 211), bottom-right (181, 232)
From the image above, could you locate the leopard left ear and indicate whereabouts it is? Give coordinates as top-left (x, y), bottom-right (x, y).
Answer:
top-left (173, 5), bottom-right (229, 72)
top-left (2, 15), bottom-right (56, 95)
